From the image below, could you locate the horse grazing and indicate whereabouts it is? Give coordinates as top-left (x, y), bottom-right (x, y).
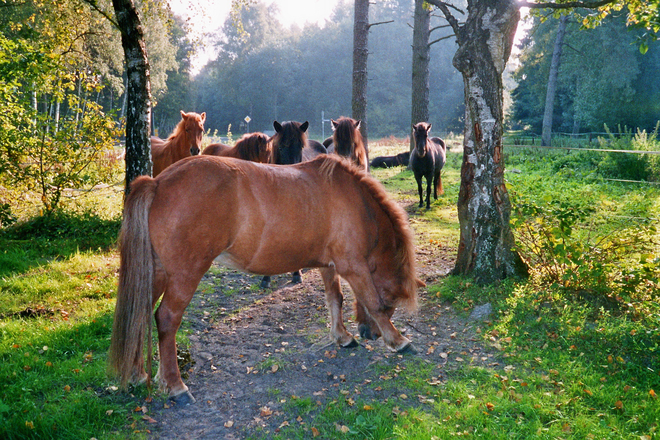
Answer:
top-left (371, 151), bottom-right (410, 169)
top-left (410, 122), bottom-right (446, 209)
top-left (202, 132), bottom-right (271, 163)
top-left (109, 155), bottom-right (424, 403)
top-left (327, 117), bottom-right (369, 172)
top-left (151, 111), bottom-right (206, 177)
top-left (261, 120), bottom-right (326, 288)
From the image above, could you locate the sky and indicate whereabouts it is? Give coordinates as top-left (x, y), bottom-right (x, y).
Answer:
top-left (169, 0), bottom-right (341, 73)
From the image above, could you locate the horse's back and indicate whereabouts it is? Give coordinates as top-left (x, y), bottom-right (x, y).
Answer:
top-left (202, 143), bottom-right (231, 156)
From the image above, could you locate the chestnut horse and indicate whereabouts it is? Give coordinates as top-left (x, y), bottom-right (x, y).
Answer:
top-left (327, 117), bottom-right (369, 172)
top-left (260, 120), bottom-right (327, 288)
top-left (151, 111), bottom-right (206, 177)
top-left (202, 132), bottom-right (271, 163)
top-left (410, 122), bottom-right (446, 209)
top-left (109, 155), bottom-right (423, 403)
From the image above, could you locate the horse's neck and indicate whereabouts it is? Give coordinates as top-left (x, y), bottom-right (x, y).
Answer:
top-left (168, 135), bottom-right (191, 161)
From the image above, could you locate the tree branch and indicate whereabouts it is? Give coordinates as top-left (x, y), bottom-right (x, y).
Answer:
top-left (368, 19), bottom-right (394, 29)
top-left (80, 0), bottom-right (119, 29)
top-left (424, 0), bottom-right (462, 35)
top-left (518, 0), bottom-right (617, 9)
top-left (428, 34), bottom-right (456, 46)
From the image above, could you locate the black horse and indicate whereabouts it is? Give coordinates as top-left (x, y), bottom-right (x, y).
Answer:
top-left (371, 151), bottom-right (410, 168)
top-left (261, 120), bottom-right (327, 289)
top-left (410, 122), bottom-right (446, 209)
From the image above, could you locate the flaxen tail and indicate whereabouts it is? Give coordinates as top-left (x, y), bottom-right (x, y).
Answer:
top-left (108, 176), bottom-right (158, 388)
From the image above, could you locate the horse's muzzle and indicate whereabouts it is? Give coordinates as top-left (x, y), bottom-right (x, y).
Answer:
top-left (190, 147), bottom-right (200, 156)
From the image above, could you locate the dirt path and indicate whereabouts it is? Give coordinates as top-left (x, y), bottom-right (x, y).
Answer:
top-left (148, 206), bottom-right (498, 439)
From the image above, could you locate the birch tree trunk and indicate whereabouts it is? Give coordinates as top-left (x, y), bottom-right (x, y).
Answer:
top-left (429, 0), bottom-right (528, 283)
top-left (112, 0), bottom-right (152, 193)
top-left (410, 0), bottom-right (431, 153)
top-left (541, 15), bottom-right (569, 146)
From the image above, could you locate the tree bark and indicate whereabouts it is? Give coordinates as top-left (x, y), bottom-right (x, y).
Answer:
top-left (112, 0), bottom-right (152, 193)
top-left (429, 0), bottom-right (528, 284)
top-left (541, 15), bottom-right (569, 146)
top-left (410, 0), bottom-right (431, 154)
top-left (352, 0), bottom-right (370, 147)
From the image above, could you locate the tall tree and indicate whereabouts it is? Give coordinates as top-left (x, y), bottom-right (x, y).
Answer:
top-left (541, 14), bottom-right (569, 146)
top-left (410, 0), bottom-right (432, 152)
top-left (352, 0), bottom-right (371, 146)
top-left (426, 0), bottom-right (659, 284)
top-left (111, 0), bottom-right (152, 191)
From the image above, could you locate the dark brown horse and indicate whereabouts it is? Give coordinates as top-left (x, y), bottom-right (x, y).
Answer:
top-left (109, 155), bottom-right (424, 403)
top-left (327, 117), bottom-right (369, 173)
top-left (151, 111), bottom-right (206, 177)
top-left (261, 120), bottom-right (327, 288)
top-left (371, 151), bottom-right (410, 168)
top-left (410, 122), bottom-right (446, 209)
top-left (202, 132), bottom-right (271, 163)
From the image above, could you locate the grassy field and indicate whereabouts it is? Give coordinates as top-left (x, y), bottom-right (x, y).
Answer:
top-left (1, 137), bottom-right (659, 439)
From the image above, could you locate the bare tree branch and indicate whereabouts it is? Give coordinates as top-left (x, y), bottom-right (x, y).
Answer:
top-left (518, 0), bottom-right (617, 9)
top-left (80, 0), bottom-right (119, 29)
top-left (424, 0), bottom-right (462, 35)
top-left (428, 34), bottom-right (456, 46)
top-left (368, 19), bottom-right (394, 29)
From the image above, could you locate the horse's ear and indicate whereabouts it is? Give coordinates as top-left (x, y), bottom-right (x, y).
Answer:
top-left (300, 121), bottom-right (309, 132)
top-left (180, 110), bottom-right (187, 119)
top-left (200, 112), bottom-right (206, 122)
top-left (355, 119), bottom-right (362, 130)
top-left (331, 119), bottom-right (338, 130)
top-left (273, 121), bottom-right (283, 133)
top-left (416, 278), bottom-right (426, 288)
top-left (427, 123), bottom-right (432, 132)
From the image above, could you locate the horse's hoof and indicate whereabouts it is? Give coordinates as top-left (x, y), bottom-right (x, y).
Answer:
top-left (170, 390), bottom-right (196, 406)
top-left (340, 338), bottom-right (359, 348)
top-left (397, 343), bottom-right (418, 355)
top-left (260, 280), bottom-right (270, 289)
top-left (291, 274), bottom-right (302, 284)
top-left (358, 324), bottom-right (380, 341)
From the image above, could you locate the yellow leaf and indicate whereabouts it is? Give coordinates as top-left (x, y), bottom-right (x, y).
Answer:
top-left (649, 389), bottom-right (657, 399)
top-left (583, 389), bottom-right (593, 396)
top-left (64, 385), bottom-right (71, 392)
top-left (311, 427), bottom-right (320, 437)
top-left (486, 402), bottom-right (495, 411)
top-left (607, 355), bottom-right (613, 363)
top-left (363, 405), bottom-right (373, 410)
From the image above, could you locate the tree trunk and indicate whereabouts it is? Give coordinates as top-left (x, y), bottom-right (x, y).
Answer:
top-left (410, 0), bottom-right (431, 154)
top-left (352, 0), bottom-right (369, 148)
top-left (112, 0), bottom-right (152, 193)
top-left (541, 15), bottom-right (569, 147)
top-left (449, 0), bottom-right (528, 283)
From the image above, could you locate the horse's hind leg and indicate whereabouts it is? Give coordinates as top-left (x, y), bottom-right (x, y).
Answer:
top-left (260, 275), bottom-right (272, 289)
top-left (154, 276), bottom-right (199, 404)
top-left (319, 267), bottom-right (358, 348)
top-left (291, 270), bottom-right (302, 284)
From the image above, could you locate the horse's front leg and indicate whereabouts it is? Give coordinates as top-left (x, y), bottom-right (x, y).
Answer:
top-left (154, 279), bottom-right (197, 404)
top-left (319, 267), bottom-right (358, 348)
top-left (415, 175), bottom-right (424, 208)
top-left (425, 174), bottom-right (433, 209)
top-left (344, 271), bottom-right (414, 353)
top-left (355, 300), bottom-right (381, 341)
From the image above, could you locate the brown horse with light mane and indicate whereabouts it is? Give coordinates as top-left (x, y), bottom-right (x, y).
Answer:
top-left (202, 132), bottom-right (272, 163)
top-left (151, 111), bottom-right (206, 177)
top-left (327, 117), bottom-right (369, 172)
top-left (109, 155), bottom-right (424, 403)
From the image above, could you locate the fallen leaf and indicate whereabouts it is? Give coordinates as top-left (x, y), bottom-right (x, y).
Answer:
top-left (260, 406), bottom-right (273, 417)
top-left (271, 364), bottom-right (279, 373)
top-left (363, 405), bottom-right (373, 410)
top-left (64, 385), bottom-right (71, 392)
top-left (224, 421), bottom-right (234, 428)
top-left (649, 389), bottom-right (657, 399)
top-left (486, 402), bottom-right (495, 411)
top-left (311, 427), bottom-right (320, 437)
top-left (615, 400), bottom-right (623, 410)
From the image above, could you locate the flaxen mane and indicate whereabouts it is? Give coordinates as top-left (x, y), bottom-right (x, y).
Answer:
top-left (318, 156), bottom-right (418, 312)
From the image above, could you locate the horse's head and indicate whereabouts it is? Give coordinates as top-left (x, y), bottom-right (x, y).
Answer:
top-left (180, 110), bottom-right (206, 156)
top-left (331, 117), bottom-right (363, 160)
top-left (237, 132), bottom-right (272, 163)
top-left (412, 122), bottom-right (432, 157)
top-left (270, 120), bottom-right (309, 165)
